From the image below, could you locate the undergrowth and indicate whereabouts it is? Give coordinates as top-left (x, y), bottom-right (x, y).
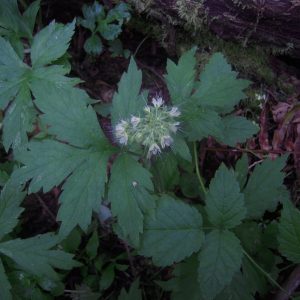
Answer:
top-left (0, 1), bottom-right (299, 299)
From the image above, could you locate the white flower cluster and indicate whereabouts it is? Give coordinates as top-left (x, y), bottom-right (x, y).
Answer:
top-left (114, 96), bottom-right (181, 159)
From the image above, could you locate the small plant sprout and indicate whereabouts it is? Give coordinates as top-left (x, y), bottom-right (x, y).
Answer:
top-left (114, 96), bottom-right (181, 158)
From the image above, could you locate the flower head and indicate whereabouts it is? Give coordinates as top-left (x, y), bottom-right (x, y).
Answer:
top-left (160, 135), bottom-right (173, 149)
top-left (147, 143), bottom-right (161, 158)
top-left (130, 116), bottom-right (141, 128)
top-left (152, 96), bottom-right (163, 108)
top-left (115, 120), bottom-right (129, 145)
top-left (114, 97), bottom-right (181, 159)
top-left (169, 107), bottom-right (181, 117)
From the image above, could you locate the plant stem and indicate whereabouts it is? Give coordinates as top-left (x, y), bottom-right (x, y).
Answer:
top-left (243, 249), bottom-right (287, 294)
top-left (193, 142), bottom-right (207, 195)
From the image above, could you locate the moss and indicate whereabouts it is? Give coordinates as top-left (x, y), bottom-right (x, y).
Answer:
top-left (129, 0), bottom-right (281, 85)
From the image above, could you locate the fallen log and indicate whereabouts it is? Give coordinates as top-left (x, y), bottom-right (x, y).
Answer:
top-left (129, 0), bottom-right (300, 58)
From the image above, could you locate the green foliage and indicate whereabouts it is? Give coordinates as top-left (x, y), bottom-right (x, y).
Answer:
top-left (0, 8), bottom-right (294, 297)
top-left (78, 1), bottom-right (131, 55)
top-left (198, 230), bottom-right (243, 300)
top-left (111, 57), bottom-right (145, 125)
top-left (108, 153), bottom-right (155, 246)
top-left (12, 87), bottom-right (115, 237)
top-left (0, 180), bottom-right (79, 299)
top-left (0, 16), bottom-right (78, 151)
top-left (205, 164), bottom-right (246, 229)
top-left (139, 195), bottom-right (204, 266)
top-left (192, 52), bottom-right (251, 113)
top-left (278, 200), bottom-right (300, 263)
top-left (243, 155), bottom-right (287, 218)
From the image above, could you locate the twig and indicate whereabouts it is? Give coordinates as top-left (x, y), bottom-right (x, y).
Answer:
top-left (203, 146), bottom-right (292, 155)
top-left (35, 194), bottom-right (57, 223)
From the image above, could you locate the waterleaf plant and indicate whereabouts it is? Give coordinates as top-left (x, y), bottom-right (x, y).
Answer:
top-left (0, 6), bottom-right (297, 298)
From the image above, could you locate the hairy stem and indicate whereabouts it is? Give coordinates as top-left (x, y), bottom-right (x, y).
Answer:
top-left (193, 142), bottom-right (207, 195)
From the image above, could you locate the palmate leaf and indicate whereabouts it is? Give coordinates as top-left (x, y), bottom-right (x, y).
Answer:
top-left (165, 47), bottom-right (197, 105)
top-left (198, 230), bottom-right (243, 300)
top-left (0, 37), bottom-right (28, 109)
top-left (1, 21), bottom-right (78, 151)
top-left (218, 116), bottom-right (259, 147)
top-left (0, 0), bottom-right (39, 39)
top-left (12, 88), bottom-right (115, 237)
top-left (278, 200), bottom-right (300, 263)
top-left (2, 85), bottom-right (36, 151)
top-left (205, 164), bottom-right (246, 229)
top-left (108, 153), bottom-right (155, 246)
top-left (0, 233), bottom-right (80, 280)
top-left (139, 195), bottom-right (204, 266)
top-left (111, 57), bottom-right (145, 125)
top-left (183, 104), bottom-right (223, 141)
top-left (170, 255), bottom-right (203, 300)
top-left (243, 155), bottom-right (287, 218)
top-left (31, 20), bottom-right (76, 67)
top-left (0, 180), bottom-right (25, 240)
top-left (192, 52), bottom-right (250, 114)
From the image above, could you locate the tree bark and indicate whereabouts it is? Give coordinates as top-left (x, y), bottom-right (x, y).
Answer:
top-left (130, 0), bottom-right (300, 58)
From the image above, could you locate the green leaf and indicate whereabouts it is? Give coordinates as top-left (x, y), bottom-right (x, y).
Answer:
top-left (0, 0), bottom-right (31, 38)
top-left (171, 136), bottom-right (192, 162)
top-left (0, 180), bottom-right (25, 240)
top-left (139, 195), bottom-right (204, 266)
top-left (235, 154), bottom-right (248, 189)
top-left (205, 164), bottom-right (246, 229)
top-left (0, 257), bottom-right (12, 300)
top-left (244, 155), bottom-right (287, 218)
top-left (23, 0), bottom-right (40, 33)
top-left (86, 230), bottom-right (99, 259)
top-left (170, 255), bottom-right (203, 300)
top-left (2, 85), bottom-right (36, 151)
top-left (111, 57), bottom-right (144, 125)
top-left (198, 230), bottom-right (243, 300)
top-left (13, 140), bottom-right (86, 193)
top-left (33, 87), bottom-right (102, 148)
top-left (79, 2), bottom-right (105, 32)
top-left (0, 37), bottom-right (26, 69)
top-left (31, 20), bottom-right (75, 67)
top-left (13, 83), bottom-right (115, 236)
top-left (183, 104), bottom-right (223, 141)
top-left (57, 151), bottom-right (111, 237)
top-left (215, 271), bottom-right (254, 300)
top-left (0, 37), bottom-right (28, 109)
top-left (84, 34), bottom-right (103, 55)
top-left (98, 22), bottom-right (121, 40)
top-left (278, 200), bottom-right (300, 263)
top-left (30, 65), bottom-right (81, 94)
top-left (0, 170), bottom-right (9, 186)
top-left (0, 233), bottom-right (79, 280)
top-left (151, 153), bottom-right (179, 192)
top-left (234, 222), bottom-right (263, 255)
top-left (108, 153), bottom-right (154, 246)
top-left (193, 53), bottom-right (250, 113)
top-left (218, 116), bottom-right (259, 146)
top-left (165, 47), bottom-right (197, 105)
top-left (118, 279), bottom-right (141, 300)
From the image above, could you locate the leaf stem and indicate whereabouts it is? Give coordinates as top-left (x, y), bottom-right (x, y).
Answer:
top-left (243, 249), bottom-right (287, 294)
top-left (193, 142), bottom-right (207, 195)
